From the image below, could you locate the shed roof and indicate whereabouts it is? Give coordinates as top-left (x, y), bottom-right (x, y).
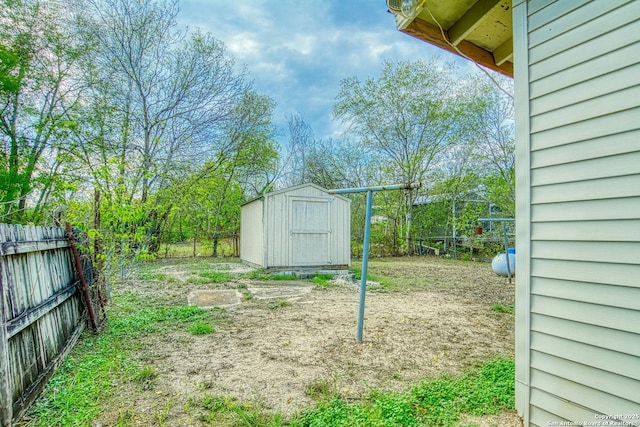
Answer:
top-left (241, 183), bottom-right (351, 206)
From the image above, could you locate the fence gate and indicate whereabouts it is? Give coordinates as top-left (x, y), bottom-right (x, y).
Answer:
top-left (0, 224), bottom-right (101, 426)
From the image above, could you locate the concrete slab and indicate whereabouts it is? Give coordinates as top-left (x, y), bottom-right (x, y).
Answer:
top-left (188, 290), bottom-right (242, 308)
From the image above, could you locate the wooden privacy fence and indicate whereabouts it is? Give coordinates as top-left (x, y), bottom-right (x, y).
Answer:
top-left (0, 223), bottom-right (104, 426)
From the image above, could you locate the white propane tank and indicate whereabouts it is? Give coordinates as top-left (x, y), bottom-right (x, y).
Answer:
top-left (491, 248), bottom-right (516, 277)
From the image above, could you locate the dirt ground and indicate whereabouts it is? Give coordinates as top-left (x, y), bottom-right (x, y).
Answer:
top-left (96, 256), bottom-right (520, 426)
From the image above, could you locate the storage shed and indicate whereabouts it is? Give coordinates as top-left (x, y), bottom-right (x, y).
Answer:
top-left (240, 183), bottom-right (351, 270)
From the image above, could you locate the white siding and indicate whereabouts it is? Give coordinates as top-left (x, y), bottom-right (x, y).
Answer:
top-left (515, 0), bottom-right (640, 425)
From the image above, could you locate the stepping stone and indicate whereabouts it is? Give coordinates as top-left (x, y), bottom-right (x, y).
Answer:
top-left (188, 290), bottom-right (242, 308)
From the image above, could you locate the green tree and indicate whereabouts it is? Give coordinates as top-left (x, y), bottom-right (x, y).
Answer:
top-left (157, 90), bottom-right (279, 256)
top-left (334, 59), bottom-right (477, 253)
top-left (62, 0), bottom-right (257, 262)
top-left (0, 0), bottom-right (82, 222)
top-left (473, 77), bottom-right (515, 216)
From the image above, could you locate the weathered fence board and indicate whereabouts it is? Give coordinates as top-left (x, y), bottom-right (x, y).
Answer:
top-left (0, 224), bottom-right (98, 427)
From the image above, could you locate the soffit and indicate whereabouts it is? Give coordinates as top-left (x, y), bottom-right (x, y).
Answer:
top-left (389, 0), bottom-right (514, 77)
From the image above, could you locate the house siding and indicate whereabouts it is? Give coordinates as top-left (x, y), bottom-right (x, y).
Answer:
top-left (515, 0), bottom-right (640, 425)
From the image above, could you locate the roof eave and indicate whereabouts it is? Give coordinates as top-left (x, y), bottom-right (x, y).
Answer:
top-left (400, 16), bottom-right (513, 77)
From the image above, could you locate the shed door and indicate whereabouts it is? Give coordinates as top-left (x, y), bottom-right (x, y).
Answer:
top-left (290, 197), bottom-right (331, 266)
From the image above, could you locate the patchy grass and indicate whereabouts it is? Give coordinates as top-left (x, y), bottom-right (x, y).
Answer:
top-left (26, 257), bottom-right (516, 426)
top-left (137, 271), bottom-right (169, 281)
top-left (196, 394), bottom-right (286, 426)
top-left (24, 293), bottom-right (228, 426)
top-left (351, 266), bottom-right (395, 291)
top-left (133, 365), bottom-right (158, 390)
top-left (194, 270), bottom-right (233, 283)
top-left (290, 357), bottom-right (515, 427)
top-left (242, 269), bottom-right (298, 281)
top-left (305, 377), bottom-right (339, 402)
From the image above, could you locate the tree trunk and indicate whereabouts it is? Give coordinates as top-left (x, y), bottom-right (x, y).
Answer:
top-left (212, 234), bottom-right (219, 257)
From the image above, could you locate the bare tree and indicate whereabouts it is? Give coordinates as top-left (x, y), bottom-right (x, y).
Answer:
top-left (334, 59), bottom-right (476, 253)
top-left (277, 113), bottom-right (314, 188)
top-left (71, 0), bottom-right (249, 204)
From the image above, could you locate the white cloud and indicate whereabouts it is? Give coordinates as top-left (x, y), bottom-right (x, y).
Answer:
top-left (177, 0), bottom-right (458, 142)
top-left (282, 34), bottom-right (317, 56)
top-left (226, 33), bottom-right (262, 58)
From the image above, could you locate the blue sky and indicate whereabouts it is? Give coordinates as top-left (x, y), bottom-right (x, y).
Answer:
top-left (178, 1), bottom-right (472, 144)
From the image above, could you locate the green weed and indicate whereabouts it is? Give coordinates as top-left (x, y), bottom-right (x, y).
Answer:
top-left (311, 274), bottom-right (338, 288)
top-left (242, 269), bottom-right (270, 280)
top-left (243, 270), bottom-right (298, 281)
top-left (268, 299), bottom-right (291, 309)
top-left (305, 378), bottom-right (338, 402)
top-left (137, 271), bottom-right (168, 281)
top-left (188, 322), bottom-right (215, 335)
top-left (134, 365), bottom-right (158, 390)
top-left (491, 304), bottom-right (515, 314)
top-left (185, 276), bottom-right (213, 285)
top-left (198, 394), bottom-right (284, 426)
top-left (351, 267), bottom-right (395, 291)
top-left (271, 273), bottom-right (297, 280)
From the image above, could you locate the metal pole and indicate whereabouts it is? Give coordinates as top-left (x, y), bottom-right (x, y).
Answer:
top-left (330, 182), bottom-right (422, 343)
top-left (452, 200), bottom-right (457, 259)
top-left (357, 190), bottom-right (374, 343)
top-left (66, 223), bottom-right (99, 331)
top-left (502, 221), bottom-right (512, 285)
top-left (328, 182), bottom-right (421, 195)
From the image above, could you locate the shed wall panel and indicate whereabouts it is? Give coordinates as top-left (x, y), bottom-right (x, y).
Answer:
top-left (240, 199), bottom-right (264, 267)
